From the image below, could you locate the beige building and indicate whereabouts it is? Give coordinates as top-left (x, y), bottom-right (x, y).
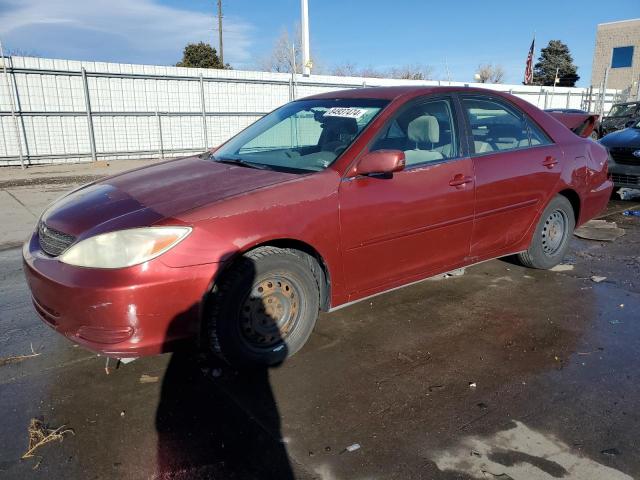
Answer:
top-left (591, 18), bottom-right (640, 96)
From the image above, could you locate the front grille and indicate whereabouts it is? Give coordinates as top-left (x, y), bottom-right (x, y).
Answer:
top-left (610, 148), bottom-right (640, 166)
top-left (611, 173), bottom-right (640, 186)
top-left (38, 222), bottom-right (75, 256)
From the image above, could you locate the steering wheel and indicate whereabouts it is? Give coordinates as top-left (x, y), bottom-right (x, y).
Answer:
top-left (323, 140), bottom-right (348, 155)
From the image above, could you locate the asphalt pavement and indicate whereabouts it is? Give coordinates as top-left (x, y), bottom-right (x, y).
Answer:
top-left (0, 164), bottom-right (639, 479)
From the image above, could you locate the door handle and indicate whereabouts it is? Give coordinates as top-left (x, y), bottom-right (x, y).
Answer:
top-left (449, 174), bottom-right (473, 188)
top-left (542, 156), bottom-right (558, 169)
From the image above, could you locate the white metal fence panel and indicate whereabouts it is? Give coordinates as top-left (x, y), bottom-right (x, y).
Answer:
top-left (0, 55), bottom-right (624, 167)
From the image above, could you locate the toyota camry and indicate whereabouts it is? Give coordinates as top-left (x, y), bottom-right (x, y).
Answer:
top-left (23, 86), bottom-right (613, 366)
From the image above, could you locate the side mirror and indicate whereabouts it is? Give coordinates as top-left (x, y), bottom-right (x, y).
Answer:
top-left (355, 150), bottom-right (405, 176)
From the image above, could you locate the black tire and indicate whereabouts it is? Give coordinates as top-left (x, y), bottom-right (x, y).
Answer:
top-left (207, 246), bottom-right (320, 367)
top-left (518, 195), bottom-right (575, 269)
top-left (610, 187), bottom-right (620, 200)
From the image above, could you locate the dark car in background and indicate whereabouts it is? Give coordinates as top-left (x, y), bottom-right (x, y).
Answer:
top-left (599, 101), bottom-right (640, 138)
top-left (600, 118), bottom-right (640, 189)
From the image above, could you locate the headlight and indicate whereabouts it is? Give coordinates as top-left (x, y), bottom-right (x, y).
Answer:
top-left (59, 227), bottom-right (192, 268)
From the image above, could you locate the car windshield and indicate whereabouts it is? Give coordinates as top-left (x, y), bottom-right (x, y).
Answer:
top-left (211, 98), bottom-right (388, 172)
top-left (608, 104), bottom-right (637, 117)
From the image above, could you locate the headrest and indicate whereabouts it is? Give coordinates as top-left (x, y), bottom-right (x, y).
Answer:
top-left (408, 115), bottom-right (440, 144)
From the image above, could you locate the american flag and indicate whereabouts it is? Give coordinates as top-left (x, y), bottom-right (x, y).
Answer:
top-left (524, 37), bottom-right (535, 85)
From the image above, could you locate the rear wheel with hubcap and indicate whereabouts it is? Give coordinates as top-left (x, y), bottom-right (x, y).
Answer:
top-left (207, 246), bottom-right (320, 367)
top-left (518, 195), bottom-right (575, 269)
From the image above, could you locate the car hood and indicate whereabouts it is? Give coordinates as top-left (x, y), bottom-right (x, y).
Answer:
top-left (41, 155), bottom-right (300, 238)
top-left (600, 128), bottom-right (640, 149)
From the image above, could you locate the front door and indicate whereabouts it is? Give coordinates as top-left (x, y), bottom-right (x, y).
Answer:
top-left (339, 96), bottom-right (475, 298)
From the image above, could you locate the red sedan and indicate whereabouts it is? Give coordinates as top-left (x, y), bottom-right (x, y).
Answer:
top-left (23, 87), bottom-right (612, 366)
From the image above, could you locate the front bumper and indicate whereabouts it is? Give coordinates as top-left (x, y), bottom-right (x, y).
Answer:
top-left (609, 162), bottom-right (640, 189)
top-left (23, 233), bottom-right (218, 357)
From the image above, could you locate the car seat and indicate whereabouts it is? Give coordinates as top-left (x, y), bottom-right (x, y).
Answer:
top-left (404, 115), bottom-right (444, 165)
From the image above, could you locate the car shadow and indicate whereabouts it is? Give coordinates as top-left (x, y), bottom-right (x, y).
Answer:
top-left (155, 255), bottom-right (295, 480)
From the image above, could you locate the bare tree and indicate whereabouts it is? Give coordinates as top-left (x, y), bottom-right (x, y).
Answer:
top-left (331, 62), bottom-right (359, 77)
top-left (259, 27), bottom-right (303, 73)
top-left (331, 62), bottom-right (433, 80)
top-left (358, 66), bottom-right (386, 78)
top-left (389, 64), bottom-right (434, 80)
top-left (474, 63), bottom-right (505, 83)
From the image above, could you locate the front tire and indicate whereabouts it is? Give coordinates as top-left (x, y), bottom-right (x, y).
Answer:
top-left (518, 195), bottom-right (575, 269)
top-left (207, 247), bottom-right (320, 367)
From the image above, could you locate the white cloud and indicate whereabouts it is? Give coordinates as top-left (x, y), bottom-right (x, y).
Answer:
top-left (0, 0), bottom-right (253, 65)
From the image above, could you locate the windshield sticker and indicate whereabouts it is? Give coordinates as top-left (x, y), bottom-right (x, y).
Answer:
top-left (323, 107), bottom-right (368, 119)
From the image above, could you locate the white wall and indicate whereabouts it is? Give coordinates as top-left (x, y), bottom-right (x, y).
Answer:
top-left (0, 55), bottom-right (621, 167)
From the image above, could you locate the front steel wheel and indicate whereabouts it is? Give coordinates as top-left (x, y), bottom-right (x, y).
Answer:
top-left (518, 195), bottom-right (575, 269)
top-left (239, 276), bottom-right (303, 352)
top-left (207, 247), bottom-right (320, 367)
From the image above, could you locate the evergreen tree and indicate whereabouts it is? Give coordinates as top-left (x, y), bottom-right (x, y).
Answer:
top-left (533, 40), bottom-right (579, 87)
top-left (176, 42), bottom-right (229, 69)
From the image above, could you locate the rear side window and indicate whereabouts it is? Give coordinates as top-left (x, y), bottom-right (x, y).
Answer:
top-left (526, 119), bottom-right (552, 146)
top-left (462, 97), bottom-right (541, 155)
top-left (371, 98), bottom-right (459, 167)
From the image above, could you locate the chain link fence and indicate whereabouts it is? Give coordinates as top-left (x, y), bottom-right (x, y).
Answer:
top-left (0, 55), bottom-right (623, 168)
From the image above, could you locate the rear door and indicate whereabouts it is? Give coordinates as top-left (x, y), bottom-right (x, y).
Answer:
top-left (459, 95), bottom-right (562, 259)
top-left (338, 96), bottom-right (475, 297)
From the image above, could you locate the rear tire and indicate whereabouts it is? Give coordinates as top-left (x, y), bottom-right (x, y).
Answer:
top-left (518, 195), bottom-right (575, 269)
top-left (207, 247), bottom-right (320, 367)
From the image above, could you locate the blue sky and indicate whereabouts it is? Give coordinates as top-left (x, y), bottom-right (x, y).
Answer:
top-left (0, 0), bottom-right (638, 85)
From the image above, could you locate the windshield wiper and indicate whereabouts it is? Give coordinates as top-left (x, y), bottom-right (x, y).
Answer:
top-left (212, 155), bottom-right (273, 170)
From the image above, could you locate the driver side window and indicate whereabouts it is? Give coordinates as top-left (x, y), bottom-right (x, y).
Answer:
top-left (370, 98), bottom-right (458, 167)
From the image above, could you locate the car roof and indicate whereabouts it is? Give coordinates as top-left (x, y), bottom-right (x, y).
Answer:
top-left (304, 85), bottom-right (513, 102)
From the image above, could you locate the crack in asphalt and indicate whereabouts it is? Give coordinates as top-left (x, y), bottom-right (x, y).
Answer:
top-left (0, 354), bottom-right (96, 386)
top-left (2, 189), bottom-right (38, 219)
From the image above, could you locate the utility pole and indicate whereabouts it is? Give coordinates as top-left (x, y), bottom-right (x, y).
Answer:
top-left (444, 57), bottom-right (451, 84)
top-left (301, 0), bottom-right (311, 76)
top-left (217, 0), bottom-right (224, 65)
